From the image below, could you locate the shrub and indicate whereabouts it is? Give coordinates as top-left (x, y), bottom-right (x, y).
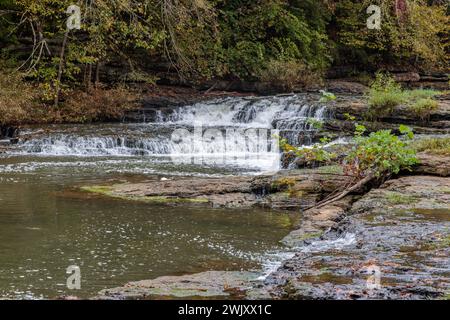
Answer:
top-left (0, 71), bottom-right (39, 125)
top-left (55, 87), bottom-right (140, 123)
top-left (404, 89), bottom-right (439, 101)
top-left (258, 59), bottom-right (321, 91)
top-left (366, 73), bottom-right (441, 120)
top-left (279, 136), bottom-right (337, 166)
top-left (319, 90), bottom-right (336, 102)
top-left (0, 73), bottom-right (139, 125)
top-left (305, 118), bottom-right (324, 130)
top-left (367, 73), bottom-right (405, 119)
top-left (345, 124), bottom-right (418, 177)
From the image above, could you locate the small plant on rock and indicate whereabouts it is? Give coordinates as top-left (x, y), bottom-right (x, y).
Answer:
top-left (279, 136), bottom-right (337, 167)
top-left (410, 98), bottom-right (439, 121)
top-left (366, 73), bottom-right (441, 121)
top-left (319, 90), bottom-right (337, 102)
top-left (345, 124), bottom-right (418, 178)
top-left (366, 73), bottom-right (405, 120)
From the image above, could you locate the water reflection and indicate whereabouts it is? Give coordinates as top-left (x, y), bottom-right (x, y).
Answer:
top-left (0, 157), bottom-right (294, 299)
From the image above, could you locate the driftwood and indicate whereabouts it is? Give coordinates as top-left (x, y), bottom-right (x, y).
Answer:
top-left (308, 173), bottom-right (375, 210)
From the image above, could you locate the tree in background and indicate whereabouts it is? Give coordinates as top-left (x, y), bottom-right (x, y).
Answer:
top-left (0, 0), bottom-right (448, 92)
top-left (332, 0), bottom-right (449, 71)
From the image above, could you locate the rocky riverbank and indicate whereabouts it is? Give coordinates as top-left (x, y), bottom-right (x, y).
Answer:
top-left (264, 175), bottom-right (450, 300)
top-left (87, 148), bottom-right (449, 300)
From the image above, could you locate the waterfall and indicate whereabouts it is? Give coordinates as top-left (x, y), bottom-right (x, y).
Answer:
top-left (14, 94), bottom-right (329, 171)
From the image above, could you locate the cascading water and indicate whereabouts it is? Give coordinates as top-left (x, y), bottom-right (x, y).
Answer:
top-left (11, 94), bottom-right (330, 173)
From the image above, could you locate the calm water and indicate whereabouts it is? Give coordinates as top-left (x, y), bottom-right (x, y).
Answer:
top-left (0, 155), bottom-right (295, 299)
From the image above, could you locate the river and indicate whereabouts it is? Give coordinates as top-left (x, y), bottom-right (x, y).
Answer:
top-left (0, 95), bottom-right (328, 298)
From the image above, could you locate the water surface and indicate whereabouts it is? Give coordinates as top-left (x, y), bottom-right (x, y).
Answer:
top-left (0, 156), bottom-right (295, 299)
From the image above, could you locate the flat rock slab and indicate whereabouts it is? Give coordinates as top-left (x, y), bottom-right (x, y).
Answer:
top-left (266, 176), bottom-right (450, 299)
top-left (82, 170), bottom-right (357, 209)
top-left (416, 153), bottom-right (450, 177)
top-left (96, 271), bottom-right (260, 300)
top-left (115, 177), bottom-right (254, 197)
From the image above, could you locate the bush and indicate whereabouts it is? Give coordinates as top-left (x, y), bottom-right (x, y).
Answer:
top-left (55, 87), bottom-right (140, 123)
top-left (404, 89), bottom-right (439, 101)
top-left (258, 59), bottom-right (321, 91)
top-left (367, 73), bottom-right (405, 119)
top-left (345, 124), bottom-right (418, 177)
top-left (366, 73), bottom-right (441, 120)
top-left (0, 71), bottom-right (39, 125)
top-left (0, 72), bottom-right (139, 125)
top-left (279, 136), bottom-right (337, 166)
top-left (410, 98), bottom-right (439, 120)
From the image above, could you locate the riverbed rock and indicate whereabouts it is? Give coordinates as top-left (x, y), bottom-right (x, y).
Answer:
top-left (329, 97), bottom-right (450, 134)
top-left (82, 169), bottom-right (361, 210)
top-left (281, 196), bottom-right (355, 247)
top-left (325, 80), bottom-right (368, 94)
top-left (96, 271), bottom-right (259, 300)
top-left (265, 175), bottom-right (450, 300)
top-left (415, 152), bottom-right (450, 177)
top-left (393, 72), bottom-right (420, 83)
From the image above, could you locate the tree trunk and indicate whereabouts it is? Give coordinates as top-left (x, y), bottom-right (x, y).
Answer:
top-left (86, 63), bottom-right (92, 92)
top-left (95, 62), bottom-right (100, 88)
top-left (54, 30), bottom-right (69, 108)
top-left (311, 173), bottom-right (375, 210)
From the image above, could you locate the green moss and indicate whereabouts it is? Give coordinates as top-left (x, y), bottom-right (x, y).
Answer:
top-left (441, 187), bottom-right (450, 194)
top-left (317, 165), bottom-right (344, 175)
top-left (81, 185), bottom-right (209, 204)
top-left (272, 177), bottom-right (296, 191)
top-left (385, 191), bottom-right (418, 205)
top-left (81, 185), bottom-right (114, 195)
top-left (296, 232), bottom-right (323, 241)
top-left (404, 89), bottom-right (440, 101)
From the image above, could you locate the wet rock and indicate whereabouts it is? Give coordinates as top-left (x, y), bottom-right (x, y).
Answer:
top-left (96, 271), bottom-right (259, 300)
top-left (281, 196), bottom-right (355, 247)
top-left (83, 170), bottom-right (358, 210)
top-left (266, 176), bottom-right (450, 300)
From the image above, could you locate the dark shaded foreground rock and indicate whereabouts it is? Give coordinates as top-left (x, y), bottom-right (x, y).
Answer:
top-left (264, 176), bottom-right (450, 300)
top-left (96, 271), bottom-right (259, 300)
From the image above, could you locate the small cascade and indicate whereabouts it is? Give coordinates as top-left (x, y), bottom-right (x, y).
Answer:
top-left (13, 94), bottom-right (331, 171)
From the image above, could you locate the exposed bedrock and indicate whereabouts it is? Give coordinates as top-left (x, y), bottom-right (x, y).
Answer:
top-left (265, 175), bottom-right (450, 300)
top-left (82, 169), bottom-right (364, 210)
top-left (326, 98), bottom-right (450, 134)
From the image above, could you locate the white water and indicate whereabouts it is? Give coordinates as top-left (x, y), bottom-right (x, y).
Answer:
top-left (258, 233), bottom-right (356, 280)
top-left (13, 95), bottom-right (329, 172)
